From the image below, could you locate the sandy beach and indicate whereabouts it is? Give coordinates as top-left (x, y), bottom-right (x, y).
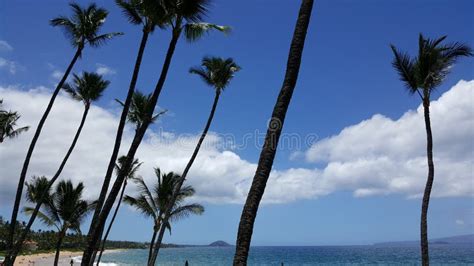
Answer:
top-left (14, 251), bottom-right (83, 266)
top-left (13, 250), bottom-right (124, 266)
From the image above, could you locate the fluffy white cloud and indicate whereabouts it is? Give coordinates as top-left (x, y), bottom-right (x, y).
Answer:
top-left (96, 64), bottom-right (116, 76)
top-left (0, 40), bottom-right (13, 52)
top-left (0, 85), bottom-right (254, 205)
top-left (0, 80), bottom-right (472, 207)
top-left (301, 80), bottom-right (474, 198)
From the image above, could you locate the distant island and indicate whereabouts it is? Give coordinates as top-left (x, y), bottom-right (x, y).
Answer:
top-left (209, 241), bottom-right (232, 247)
top-left (374, 234), bottom-right (474, 246)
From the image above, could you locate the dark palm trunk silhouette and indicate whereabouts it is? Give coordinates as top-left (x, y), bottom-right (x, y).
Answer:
top-left (421, 95), bottom-right (434, 266)
top-left (233, 0), bottom-right (314, 264)
top-left (88, 29), bottom-right (149, 242)
top-left (53, 228), bottom-right (67, 266)
top-left (82, 27), bottom-right (181, 266)
top-left (85, 30), bottom-right (149, 264)
top-left (6, 48), bottom-right (82, 265)
top-left (148, 230), bottom-right (158, 263)
top-left (6, 100), bottom-right (89, 265)
top-left (96, 179), bottom-right (128, 264)
top-left (150, 90), bottom-right (221, 263)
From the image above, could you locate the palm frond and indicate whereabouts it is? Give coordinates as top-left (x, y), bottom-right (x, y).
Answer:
top-left (176, 0), bottom-right (211, 22)
top-left (23, 207), bottom-right (61, 231)
top-left (51, 2), bottom-right (120, 49)
top-left (189, 56), bottom-right (241, 91)
top-left (63, 72), bottom-right (110, 104)
top-left (25, 176), bottom-right (51, 204)
top-left (124, 194), bottom-right (157, 219)
top-left (169, 203), bottom-right (204, 222)
top-left (88, 32), bottom-right (124, 47)
top-left (184, 23), bottom-right (230, 42)
top-left (116, 0), bottom-right (144, 25)
top-left (131, 176), bottom-right (158, 211)
top-left (390, 44), bottom-right (418, 93)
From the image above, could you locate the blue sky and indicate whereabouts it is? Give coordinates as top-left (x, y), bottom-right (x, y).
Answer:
top-left (0, 0), bottom-right (473, 246)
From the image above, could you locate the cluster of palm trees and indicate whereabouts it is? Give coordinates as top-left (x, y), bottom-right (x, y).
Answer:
top-left (24, 177), bottom-right (94, 266)
top-left (2, 0), bottom-right (472, 266)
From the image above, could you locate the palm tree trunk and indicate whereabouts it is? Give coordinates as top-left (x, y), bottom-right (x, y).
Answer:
top-left (148, 228), bottom-right (158, 264)
top-left (82, 26), bottom-right (181, 266)
top-left (421, 98), bottom-right (434, 266)
top-left (88, 29), bottom-right (150, 250)
top-left (96, 179), bottom-right (128, 264)
top-left (84, 29), bottom-right (149, 266)
top-left (233, 1), bottom-right (314, 265)
top-left (6, 103), bottom-right (89, 265)
top-left (54, 228), bottom-right (67, 266)
top-left (5, 47), bottom-right (82, 266)
top-left (150, 91), bottom-right (221, 263)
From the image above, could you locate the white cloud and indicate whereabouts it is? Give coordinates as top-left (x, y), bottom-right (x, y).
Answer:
top-left (0, 80), bottom-right (472, 207)
top-left (0, 85), bottom-right (254, 205)
top-left (96, 64), bottom-right (116, 76)
top-left (300, 80), bottom-right (474, 198)
top-left (51, 70), bottom-right (64, 81)
top-left (0, 57), bottom-right (18, 74)
top-left (456, 219), bottom-right (465, 225)
top-left (0, 40), bottom-right (13, 52)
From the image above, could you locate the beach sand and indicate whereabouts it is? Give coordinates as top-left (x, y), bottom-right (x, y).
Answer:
top-left (14, 251), bottom-right (83, 266)
top-left (14, 250), bottom-right (123, 266)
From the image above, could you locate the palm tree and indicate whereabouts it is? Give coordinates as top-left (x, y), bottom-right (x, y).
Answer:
top-left (82, 1), bottom-right (229, 263)
top-left (6, 72), bottom-right (110, 262)
top-left (117, 90), bottom-right (168, 131)
top-left (233, 1), bottom-right (314, 264)
top-left (153, 57), bottom-right (240, 258)
top-left (96, 156), bottom-right (142, 264)
top-left (124, 169), bottom-right (204, 265)
top-left (88, 0), bottom-right (170, 249)
top-left (95, 90), bottom-right (165, 263)
top-left (6, 3), bottom-right (120, 262)
top-left (23, 178), bottom-right (94, 266)
top-left (390, 34), bottom-right (472, 266)
top-left (0, 99), bottom-right (29, 143)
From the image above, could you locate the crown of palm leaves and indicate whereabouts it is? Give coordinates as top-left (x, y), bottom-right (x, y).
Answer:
top-left (62, 72), bottom-right (110, 105)
top-left (51, 2), bottom-right (123, 49)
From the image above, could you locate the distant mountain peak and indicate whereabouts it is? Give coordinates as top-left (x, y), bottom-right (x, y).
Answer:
top-left (209, 240), bottom-right (231, 247)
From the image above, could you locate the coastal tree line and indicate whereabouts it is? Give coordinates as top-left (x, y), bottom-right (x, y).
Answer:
top-left (0, 216), bottom-right (147, 252)
top-left (0, 0), bottom-right (471, 265)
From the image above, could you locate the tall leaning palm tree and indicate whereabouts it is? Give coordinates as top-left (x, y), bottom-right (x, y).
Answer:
top-left (390, 34), bottom-right (472, 266)
top-left (6, 72), bottom-right (110, 263)
top-left (95, 92), bottom-right (165, 264)
top-left (0, 101), bottom-right (29, 143)
top-left (82, 1), bottom-right (230, 264)
top-left (23, 178), bottom-right (94, 266)
top-left (233, 1), bottom-right (314, 265)
top-left (96, 156), bottom-right (142, 264)
top-left (89, 0), bottom-right (170, 247)
top-left (153, 56), bottom-right (240, 258)
top-left (124, 169), bottom-right (204, 265)
top-left (6, 4), bottom-right (120, 262)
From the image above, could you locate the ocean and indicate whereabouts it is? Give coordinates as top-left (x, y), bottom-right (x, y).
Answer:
top-left (78, 245), bottom-right (474, 265)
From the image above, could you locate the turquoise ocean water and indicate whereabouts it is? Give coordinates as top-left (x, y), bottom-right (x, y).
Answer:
top-left (79, 245), bottom-right (473, 265)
